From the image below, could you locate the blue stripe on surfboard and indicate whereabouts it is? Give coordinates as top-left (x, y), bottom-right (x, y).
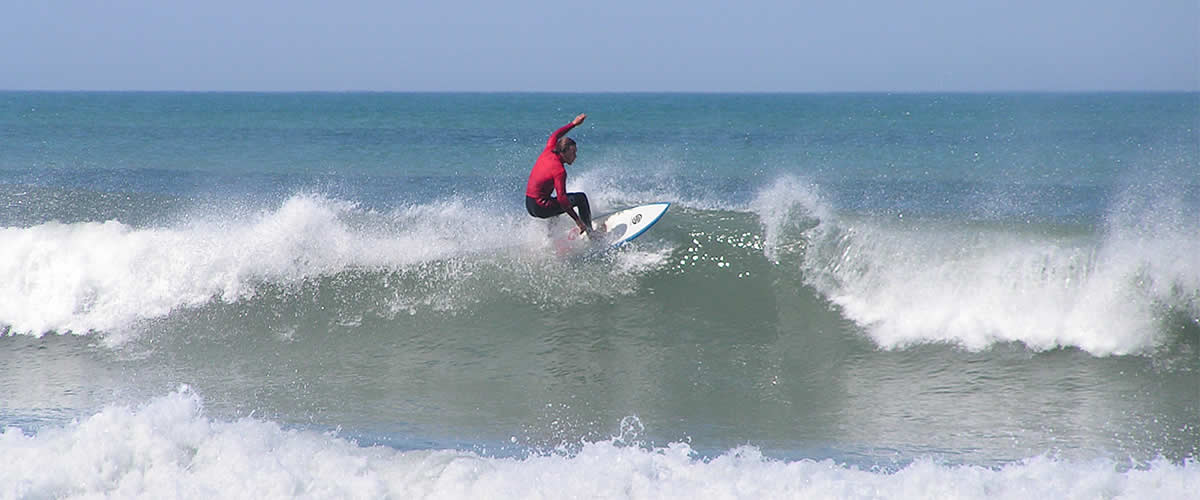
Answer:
top-left (609, 202), bottom-right (670, 249)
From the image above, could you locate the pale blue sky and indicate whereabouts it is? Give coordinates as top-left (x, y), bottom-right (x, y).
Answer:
top-left (3, 0), bottom-right (1196, 91)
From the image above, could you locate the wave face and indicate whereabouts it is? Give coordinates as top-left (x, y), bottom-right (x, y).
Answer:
top-left (3, 184), bottom-right (1196, 357)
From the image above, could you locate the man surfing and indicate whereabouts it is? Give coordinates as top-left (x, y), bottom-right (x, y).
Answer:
top-left (524, 113), bottom-right (600, 235)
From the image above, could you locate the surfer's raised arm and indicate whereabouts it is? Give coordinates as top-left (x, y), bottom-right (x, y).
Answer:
top-left (546, 113), bottom-right (587, 152)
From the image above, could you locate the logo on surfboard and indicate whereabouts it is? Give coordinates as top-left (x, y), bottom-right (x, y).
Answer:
top-left (632, 214), bottom-right (642, 224)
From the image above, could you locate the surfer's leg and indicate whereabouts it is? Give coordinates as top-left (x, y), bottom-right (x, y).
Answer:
top-left (567, 192), bottom-right (592, 228)
top-left (526, 196), bottom-right (564, 218)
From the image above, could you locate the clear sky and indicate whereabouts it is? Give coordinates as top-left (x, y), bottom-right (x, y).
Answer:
top-left (3, 0), bottom-right (1197, 92)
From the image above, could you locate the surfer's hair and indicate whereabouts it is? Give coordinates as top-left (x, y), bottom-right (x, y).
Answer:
top-left (555, 136), bottom-right (576, 154)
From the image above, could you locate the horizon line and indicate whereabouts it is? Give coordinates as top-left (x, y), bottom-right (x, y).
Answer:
top-left (3, 88), bottom-right (1198, 95)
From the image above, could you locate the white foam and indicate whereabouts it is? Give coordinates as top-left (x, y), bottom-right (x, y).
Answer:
top-left (2, 389), bottom-right (1195, 500)
top-left (752, 176), bottom-right (1200, 356)
top-left (0, 194), bottom-right (562, 340)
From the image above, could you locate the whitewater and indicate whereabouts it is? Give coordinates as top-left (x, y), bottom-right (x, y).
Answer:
top-left (1, 388), bottom-right (1195, 500)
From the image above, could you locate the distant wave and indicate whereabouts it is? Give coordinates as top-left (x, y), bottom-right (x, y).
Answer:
top-left (1, 388), bottom-right (1194, 500)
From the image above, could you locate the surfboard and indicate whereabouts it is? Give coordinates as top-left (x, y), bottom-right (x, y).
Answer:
top-left (564, 202), bottom-right (670, 251)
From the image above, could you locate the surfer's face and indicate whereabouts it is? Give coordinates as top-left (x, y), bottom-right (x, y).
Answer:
top-left (561, 144), bottom-right (577, 165)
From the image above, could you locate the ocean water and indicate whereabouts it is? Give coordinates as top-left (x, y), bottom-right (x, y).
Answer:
top-left (1, 92), bottom-right (1197, 498)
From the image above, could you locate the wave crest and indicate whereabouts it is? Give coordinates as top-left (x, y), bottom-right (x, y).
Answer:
top-left (753, 176), bottom-right (1199, 356)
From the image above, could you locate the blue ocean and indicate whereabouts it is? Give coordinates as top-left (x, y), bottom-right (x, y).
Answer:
top-left (1, 92), bottom-right (1197, 498)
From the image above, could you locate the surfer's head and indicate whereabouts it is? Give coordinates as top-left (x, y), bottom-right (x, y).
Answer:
top-left (556, 137), bottom-right (577, 164)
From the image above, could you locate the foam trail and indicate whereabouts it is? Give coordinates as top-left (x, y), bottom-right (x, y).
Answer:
top-left (0, 194), bottom-right (549, 340)
top-left (1, 389), bottom-right (1194, 500)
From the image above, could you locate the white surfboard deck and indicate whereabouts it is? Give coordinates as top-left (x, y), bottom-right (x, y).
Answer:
top-left (560, 202), bottom-right (670, 253)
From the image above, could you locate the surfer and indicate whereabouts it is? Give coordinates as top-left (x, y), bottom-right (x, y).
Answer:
top-left (525, 113), bottom-right (596, 235)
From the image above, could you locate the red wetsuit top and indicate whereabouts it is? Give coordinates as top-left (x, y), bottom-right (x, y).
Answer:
top-left (524, 121), bottom-right (578, 210)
